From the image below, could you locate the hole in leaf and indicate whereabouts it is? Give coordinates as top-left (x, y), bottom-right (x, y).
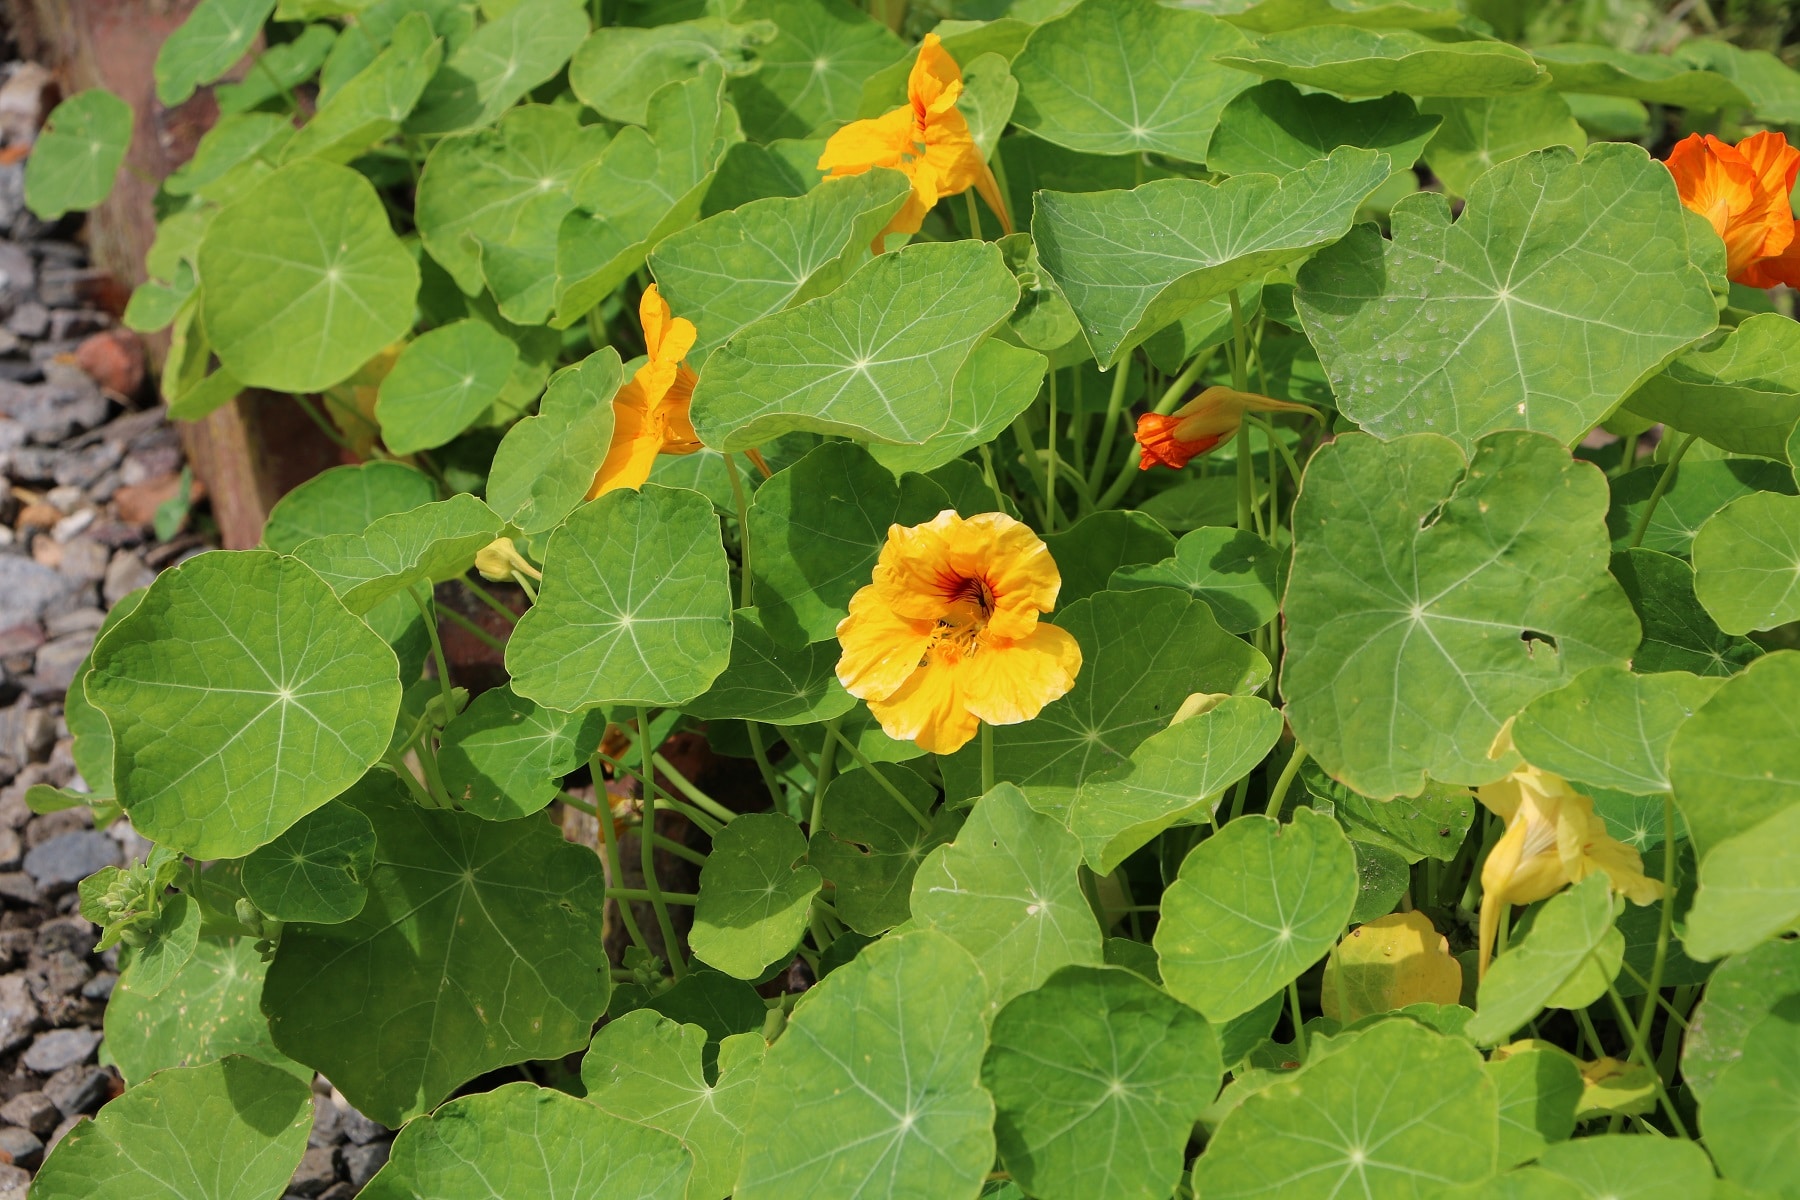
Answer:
top-left (1520, 629), bottom-right (1558, 656)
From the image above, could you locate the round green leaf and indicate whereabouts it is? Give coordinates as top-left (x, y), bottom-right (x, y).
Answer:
top-left (1682, 802), bottom-right (1800, 962)
top-left (66, 590), bottom-right (146, 800)
top-left (197, 159), bottom-right (419, 393)
top-left (1349, 839), bottom-right (1411, 923)
top-left (415, 104), bottom-right (613, 324)
top-left (87, 550), bottom-right (400, 859)
top-left (571, 17), bottom-right (773, 126)
top-left (1419, 91), bottom-right (1586, 197)
top-left (1283, 431), bottom-right (1640, 799)
top-left (154, 0), bottom-right (278, 105)
top-left (23, 88), bottom-right (133, 220)
top-left (1669, 650), bottom-right (1800, 857)
top-left (1608, 457), bottom-right (1796, 558)
top-left (866, 338), bottom-right (1048, 477)
top-left (910, 782), bottom-right (1103, 1007)
top-left (1443, 1169), bottom-right (1587, 1200)
top-left (1109, 525), bottom-right (1281, 634)
top-left (374, 320), bottom-right (519, 454)
top-left (118, 893), bottom-right (202, 998)
top-left (1069, 694), bottom-right (1283, 874)
top-left (582, 1012), bottom-right (765, 1200)
top-left (1040, 510), bottom-right (1176, 607)
top-left (1513, 666), bottom-right (1723, 797)
top-left (1218, 26), bottom-right (1546, 97)
top-left (361, 1082), bottom-right (690, 1200)
top-left (509, 485), bottom-right (729, 708)
top-left (736, 929), bottom-right (995, 1200)
top-left (684, 610), bottom-right (857, 726)
top-left (105, 934), bottom-right (303, 1086)
top-left (1207, 80), bottom-right (1439, 177)
top-left (689, 239), bottom-right (1019, 451)
top-left (942, 588), bottom-right (1270, 813)
top-left (1693, 491), bottom-right (1800, 636)
top-left (1702, 1007), bottom-right (1800, 1195)
top-left (808, 764), bottom-right (964, 934)
top-left (1156, 807), bottom-right (1358, 1023)
top-left (1300, 762), bottom-right (1477, 864)
top-left (1010, 0), bottom-right (1253, 163)
top-left (261, 462), bottom-right (438, 553)
top-left (1613, 547), bottom-right (1763, 678)
top-left (652, 169), bottom-right (910, 367)
top-left (729, 0), bottom-right (905, 141)
top-left (1467, 874), bottom-right (1618, 1045)
top-left (33, 1056), bottom-right (311, 1200)
top-left (1033, 146), bottom-right (1389, 368)
top-left (1683, 938), bottom-right (1800, 1102)
top-left (280, 11), bottom-right (440, 165)
top-left (1627, 314), bottom-right (1800, 461)
top-left (1532, 43), bottom-right (1750, 108)
top-left (241, 800), bottom-right (376, 923)
top-left (984, 965), bottom-right (1219, 1200)
top-left (1193, 1019), bottom-right (1499, 1199)
top-left (691, 812), bottom-right (822, 980)
top-left (438, 685), bottom-right (606, 820)
top-left (1537, 1135), bottom-right (1718, 1200)
top-left (264, 777), bottom-right (611, 1125)
top-left (1208, 0), bottom-right (1468, 34)
top-left (1486, 1044), bottom-right (1582, 1168)
top-left (407, 0), bottom-right (590, 135)
top-left (487, 349), bottom-right (622, 536)
top-left (291, 493), bottom-right (504, 614)
top-left (1297, 144), bottom-right (1717, 451)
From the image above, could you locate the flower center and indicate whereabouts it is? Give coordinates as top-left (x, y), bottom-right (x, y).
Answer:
top-left (930, 577), bottom-right (994, 664)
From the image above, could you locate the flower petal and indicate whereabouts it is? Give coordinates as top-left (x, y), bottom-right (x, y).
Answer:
top-left (819, 106), bottom-right (915, 177)
top-left (836, 584), bottom-right (935, 702)
top-left (867, 658), bottom-right (981, 754)
top-left (958, 622), bottom-right (1082, 727)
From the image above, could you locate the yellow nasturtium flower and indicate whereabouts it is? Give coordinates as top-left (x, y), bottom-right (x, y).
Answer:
top-left (1476, 725), bottom-right (1663, 978)
top-left (475, 536), bottom-right (540, 583)
top-left (817, 33), bottom-right (1009, 250)
top-left (588, 285), bottom-right (703, 499)
top-left (835, 510), bottom-right (1081, 754)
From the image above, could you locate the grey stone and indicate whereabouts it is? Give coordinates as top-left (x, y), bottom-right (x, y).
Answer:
top-left (340, 1106), bottom-right (388, 1145)
top-left (288, 1144), bottom-right (339, 1197)
top-left (30, 630), bottom-right (95, 694)
top-left (0, 1124), bottom-right (42, 1168)
top-left (0, 974), bottom-right (38, 1053)
top-left (53, 439), bottom-right (123, 490)
top-left (122, 442), bottom-right (182, 486)
top-left (307, 1092), bottom-right (341, 1147)
top-left (0, 1091), bottom-right (59, 1136)
top-left (103, 550), bottom-right (156, 608)
top-left (314, 1185), bottom-right (357, 1200)
top-left (24, 807), bottom-right (89, 847)
top-left (0, 702), bottom-right (54, 764)
top-left (0, 244), bottom-right (33, 309)
top-left (50, 508), bottom-right (94, 542)
top-left (0, 874), bottom-right (37, 906)
top-left (43, 607), bottom-right (101, 638)
top-left (0, 376), bottom-right (106, 446)
top-left (0, 828), bottom-right (19, 871)
top-left (342, 1140), bottom-right (390, 1188)
top-left (0, 788), bottom-right (27, 831)
top-left (47, 309), bottom-right (107, 343)
top-left (22, 830), bottom-right (119, 888)
top-left (42, 1063), bottom-right (112, 1116)
top-left (36, 916), bottom-right (96, 958)
top-left (0, 1163), bottom-right (26, 1194)
top-left (22, 1027), bottom-right (101, 1073)
top-left (0, 626), bottom-right (41, 659)
top-left (36, 268), bottom-right (100, 309)
top-left (0, 556), bottom-right (79, 632)
top-left (80, 970), bottom-right (115, 1001)
top-left (32, 949), bottom-right (92, 1002)
top-left (3, 303), bottom-right (46, 339)
top-left (2, 446), bottom-right (56, 483)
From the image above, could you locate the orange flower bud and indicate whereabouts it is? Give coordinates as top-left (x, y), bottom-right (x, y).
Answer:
top-left (1134, 386), bottom-right (1318, 471)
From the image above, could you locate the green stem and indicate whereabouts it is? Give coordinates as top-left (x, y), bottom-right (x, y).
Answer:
top-left (1629, 794), bottom-right (1679, 1068)
top-left (1246, 414), bottom-right (1306, 492)
top-left (978, 441), bottom-right (1003, 506)
top-left (436, 604), bottom-right (507, 656)
top-left (607, 888), bottom-right (698, 906)
top-left (1602, 976), bottom-right (1691, 1138)
top-left (1235, 425), bottom-right (1258, 535)
top-left (1044, 369), bottom-right (1058, 532)
top-left (745, 722), bottom-right (786, 807)
top-left (1265, 746), bottom-right (1308, 817)
top-left (1628, 432), bottom-right (1698, 550)
top-left (1226, 774), bottom-right (1253, 823)
top-left (828, 727), bottom-right (932, 832)
top-left (252, 51), bottom-right (300, 115)
top-left (593, 748), bottom-right (722, 836)
top-left (292, 394), bottom-right (355, 452)
top-left (723, 450), bottom-right (755, 607)
top-left (1094, 436), bottom-right (1145, 511)
top-left (385, 755), bottom-right (438, 809)
top-left (592, 755), bottom-right (650, 952)
top-left (461, 577), bottom-right (520, 624)
top-left (1008, 416), bottom-right (1050, 527)
top-left (1154, 349), bottom-right (1213, 415)
top-left (808, 904), bottom-right (836, 953)
top-left (636, 707), bottom-right (685, 980)
top-left (1574, 1006), bottom-right (1610, 1061)
top-left (1088, 356), bottom-right (1134, 494)
top-left (415, 738), bottom-right (454, 807)
top-left (653, 751), bottom-right (737, 825)
top-left (810, 715), bottom-right (845, 833)
top-left (981, 721), bottom-right (995, 795)
top-left (652, 833), bottom-right (708, 867)
top-left (1287, 979), bottom-right (1308, 1062)
top-left (512, 572), bottom-right (538, 604)
top-left (409, 585), bottom-right (455, 709)
top-left (965, 189), bottom-right (983, 241)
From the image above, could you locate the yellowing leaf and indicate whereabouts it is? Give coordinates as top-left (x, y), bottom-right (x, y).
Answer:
top-left (1320, 911), bottom-right (1463, 1023)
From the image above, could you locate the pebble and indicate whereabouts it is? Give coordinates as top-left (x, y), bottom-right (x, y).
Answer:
top-left (0, 556), bottom-right (78, 632)
top-left (0, 973), bottom-right (38, 1052)
top-left (22, 830), bottom-right (119, 889)
top-left (0, 874), bottom-right (37, 906)
top-left (79, 970), bottom-right (114, 1002)
top-left (0, 1092), bottom-right (58, 1137)
top-left (28, 631), bottom-right (96, 695)
top-left (342, 1140), bottom-right (389, 1188)
top-left (102, 551), bottom-right (153, 606)
top-left (21, 1027), bottom-right (100, 1073)
top-left (339, 1105), bottom-right (388, 1145)
top-left (0, 1126), bottom-right (42, 1169)
top-left (42, 1063), bottom-right (112, 1117)
top-left (288, 1145), bottom-right (339, 1197)
top-left (0, 1164), bottom-right (26, 1195)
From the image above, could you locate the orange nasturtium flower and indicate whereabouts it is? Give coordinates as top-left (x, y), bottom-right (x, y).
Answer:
top-left (1666, 130), bottom-right (1800, 288)
top-left (1475, 725), bottom-right (1663, 979)
top-left (835, 510), bottom-right (1081, 754)
top-left (817, 33), bottom-right (1009, 250)
top-left (1135, 386), bottom-right (1319, 471)
top-left (587, 285), bottom-right (703, 499)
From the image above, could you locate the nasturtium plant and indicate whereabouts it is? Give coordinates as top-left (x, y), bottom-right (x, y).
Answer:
top-left (42, 0), bottom-right (1800, 1194)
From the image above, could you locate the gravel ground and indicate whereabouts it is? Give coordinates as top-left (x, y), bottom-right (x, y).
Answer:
top-left (0, 57), bottom-right (397, 1199)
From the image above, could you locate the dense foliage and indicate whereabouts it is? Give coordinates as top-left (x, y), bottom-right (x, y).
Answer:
top-left (19, 0), bottom-right (1800, 1197)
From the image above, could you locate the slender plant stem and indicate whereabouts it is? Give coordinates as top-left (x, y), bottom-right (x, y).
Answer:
top-left (651, 833), bottom-right (707, 866)
top-left (1226, 774), bottom-right (1253, 822)
top-left (607, 888), bottom-right (698, 906)
top-left (1044, 369), bottom-right (1058, 531)
top-left (385, 755), bottom-right (438, 808)
top-left (1094, 434), bottom-right (1146, 510)
top-left (1088, 356), bottom-right (1134, 494)
top-left (829, 727), bottom-right (932, 832)
top-left (512, 572), bottom-right (538, 603)
top-left (292, 394), bottom-right (355, 451)
top-left (978, 440), bottom-right (1003, 505)
top-left (436, 604), bottom-right (507, 655)
top-left (1574, 1007), bottom-right (1610, 1060)
top-left (1616, 960), bottom-right (1691, 1028)
top-left (965, 189), bottom-right (982, 240)
top-left (981, 722), bottom-right (995, 795)
top-left (1154, 349), bottom-right (1212, 415)
top-left (593, 748), bottom-right (722, 836)
top-left (810, 715), bottom-right (845, 833)
top-left (744, 722), bottom-right (786, 807)
top-left (409, 585), bottom-right (455, 709)
top-left (1009, 416), bottom-right (1050, 526)
top-left (1629, 432), bottom-right (1699, 549)
top-left (636, 707), bottom-right (685, 980)
top-left (1235, 425), bottom-right (1259, 535)
top-left (461, 577), bottom-right (520, 624)
top-left (1629, 795), bottom-right (1680, 1068)
top-left (1602, 977), bottom-right (1691, 1138)
top-left (591, 754), bottom-right (649, 952)
top-left (653, 752), bottom-right (738, 825)
top-left (1287, 979), bottom-right (1308, 1061)
top-left (723, 450), bottom-right (755, 607)
top-left (808, 904), bottom-right (836, 953)
top-left (1247, 414), bottom-right (1306, 491)
top-left (1265, 747), bottom-right (1308, 817)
